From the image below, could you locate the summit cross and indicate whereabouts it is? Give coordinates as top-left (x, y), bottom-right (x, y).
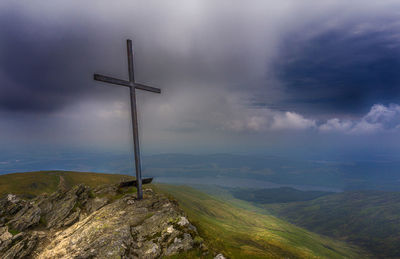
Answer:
top-left (93, 39), bottom-right (161, 200)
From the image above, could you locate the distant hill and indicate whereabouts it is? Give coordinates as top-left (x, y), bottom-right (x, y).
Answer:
top-left (230, 187), bottom-right (333, 203)
top-left (253, 190), bottom-right (400, 258)
top-left (5, 152), bottom-right (400, 191)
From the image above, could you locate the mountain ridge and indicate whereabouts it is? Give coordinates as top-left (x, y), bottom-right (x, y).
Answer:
top-left (0, 171), bottom-right (368, 258)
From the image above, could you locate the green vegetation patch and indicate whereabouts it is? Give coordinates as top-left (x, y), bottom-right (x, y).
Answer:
top-left (7, 225), bottom-right (20, 236)
top-left (0, 170), bottom-right (133, 198)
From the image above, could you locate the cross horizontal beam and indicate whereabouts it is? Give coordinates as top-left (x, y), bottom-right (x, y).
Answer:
top-left (94, 74), bottom-right (161, 93)
top-left (94, 74), bottom-right (130, 87)
top-left (134, 83), bottom-right (161, 93)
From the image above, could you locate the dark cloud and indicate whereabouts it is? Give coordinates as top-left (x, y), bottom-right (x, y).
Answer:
top-left (0, 8), bottom-right (127, 113)
top-left (272, 16), bottom-right (400, 116)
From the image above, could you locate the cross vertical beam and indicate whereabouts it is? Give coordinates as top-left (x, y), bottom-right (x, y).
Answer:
top-left (93, 39), bottom-right (161, 200)
top-left (126, 40), bottom-right (143, 200)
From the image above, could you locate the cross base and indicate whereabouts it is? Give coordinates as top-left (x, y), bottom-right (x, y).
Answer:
top-left (118, 177), bottom-right (153, 188)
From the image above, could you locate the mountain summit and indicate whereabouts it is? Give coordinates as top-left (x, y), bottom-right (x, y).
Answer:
top-left (0, 183), bottom-right (207, 258)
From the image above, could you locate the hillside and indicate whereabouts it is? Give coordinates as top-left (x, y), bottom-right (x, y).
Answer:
top-left (0, 171), bottom-right (368, 258)
top-left (250, 190), bottom-right (400, 258)
top-left (230, 187), bottom-right (333, 203)
top-left (0, 170), bottom-right (133, 198)
top-left (154, 184), bottom-right (366, 259)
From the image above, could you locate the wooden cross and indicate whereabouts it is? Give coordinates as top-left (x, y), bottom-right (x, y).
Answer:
top-left (93, 39), bottom-right (161, 200)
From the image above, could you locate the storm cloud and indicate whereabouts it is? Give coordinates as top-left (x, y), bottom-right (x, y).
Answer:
top-left (1, 0), bottom-right (400, 153)
top-left (274, 15), bottom-right (400, 116)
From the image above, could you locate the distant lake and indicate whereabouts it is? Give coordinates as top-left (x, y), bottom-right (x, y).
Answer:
top-left (154, 176), bottom-right (342, 192)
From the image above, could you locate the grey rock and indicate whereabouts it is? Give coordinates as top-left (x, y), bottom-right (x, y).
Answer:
top-left (0, 226), bottom-right (13, 252)
top-left (177, 216), bottom-right (190, 226)
top-left (214, 253), bottom-right (226, 259)
top-left (3, 232), bottom-right (38, 259)
top-left (0, 184), bottom-right (202, 258)
top-left (62, 207), bottom-right (80, 227)
top-left (86, 196), bottom-right (109, 213)
top-left (7, 194), bottom-right (18, 203)
top-left (40, 185), bottom-right (88, 228)
top-left (8, 203), bottom-right (41, 231)
top-left (165, 233), bottom-right (194, 256)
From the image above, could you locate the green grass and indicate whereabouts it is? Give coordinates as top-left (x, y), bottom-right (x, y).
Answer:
top-left (261, 191), bottom-right (400, 258)
top-left (7, 226), bottom-right (20, 236)
top-left (154, 184), bottom-right (367, 259)
top-left (0, 170), bottom-right (133, 198)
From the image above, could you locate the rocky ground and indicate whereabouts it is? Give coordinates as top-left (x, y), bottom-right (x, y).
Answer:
top-left (0, 183), bottom-right (212, 258)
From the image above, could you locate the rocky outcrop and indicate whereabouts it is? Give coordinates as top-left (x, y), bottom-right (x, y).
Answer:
top-left (0, 184), bottom-right (206, 258)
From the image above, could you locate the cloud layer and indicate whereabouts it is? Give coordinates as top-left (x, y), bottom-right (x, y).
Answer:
top-left (1, 0), bottom-right (400, 153)
top-left (320, 104), bottom-right (400, 134)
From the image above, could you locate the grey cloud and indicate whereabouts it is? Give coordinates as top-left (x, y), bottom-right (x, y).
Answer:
top-left (1, 0), bottom-right (400, 152)
top-left (319, 104), bottom-right (400, 134)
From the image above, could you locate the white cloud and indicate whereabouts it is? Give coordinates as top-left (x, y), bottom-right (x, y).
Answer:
top-left (271, 112), bottom-right (316, 130)
top-left (319, 118), bottom-right (353, 132)
top-left (247, 116), bottom-right (268, 131)
top-left (220, 106), bottom-right (316, 133)
top-left (319, 104), bottom-right (400, 134)
top-left (363, 104), bottom-right (400, 125)
top-left (350, 120), bottom-right (383, 134)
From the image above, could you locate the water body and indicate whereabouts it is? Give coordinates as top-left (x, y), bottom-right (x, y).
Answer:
top-left (154, 176), bottom-right (342, 192)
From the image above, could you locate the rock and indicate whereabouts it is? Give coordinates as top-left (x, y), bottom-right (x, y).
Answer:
top-left (0, 184), bottom-right (203, 258)
top-left (40, 184), bottom-right (90, 229)
top-left (165, 233), bottom-right (194, 256)
top-left (3, 232), bottom-right (39, 259)
top-left (0, 226), bottom-right (13, 252)
top-left (123, 195), bottom-right (135, 205)
top-left (144, 188), bottom-right (153, 194)
top-left (177, 216), bottom-right (190, 226)
top-left (86, 196), bottom-right (109, 213)
top-left (8, 203), bottom-right (41, 231)
top-left (166, 225), bottom-right (175, 233)
top-left (7, 194), bottom-right (18, 203)
top-left (11, 232), bottom-right (24, 242)
top-left (129, 198), bottom-right (196, 258)
top-left (62, 207), bottom-right (80, 227)
top-left (93, 184), bottom-right (118, 197)
top-left (214, 253), bottom-right (226, 259)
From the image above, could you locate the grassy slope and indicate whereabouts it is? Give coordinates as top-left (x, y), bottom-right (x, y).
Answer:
top-left (262, 191), bottom-right (400, 258)
top-left (155, 184), bottom-right (366, 259)
top-left (0, 170), bottom-right (133, 197)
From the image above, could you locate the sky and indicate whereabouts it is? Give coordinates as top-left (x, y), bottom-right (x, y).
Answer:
top-left (1, 0), bottom-right (400, 158)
